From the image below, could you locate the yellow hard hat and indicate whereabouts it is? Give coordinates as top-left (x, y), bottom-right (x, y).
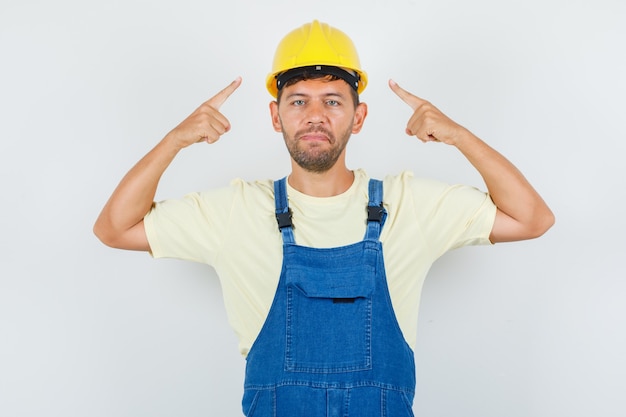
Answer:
top-left (266, 20), bottom-right (368, 98)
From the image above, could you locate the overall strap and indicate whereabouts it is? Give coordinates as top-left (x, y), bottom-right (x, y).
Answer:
top-left (273, 177), bottom-right (295, 245)
top-left (365, 178), bottom-right (386, 242)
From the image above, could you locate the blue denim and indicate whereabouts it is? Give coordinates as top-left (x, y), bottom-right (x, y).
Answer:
top-left (242, 178), bottom-right (415, 416)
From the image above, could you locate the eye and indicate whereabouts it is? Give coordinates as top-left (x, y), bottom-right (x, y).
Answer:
top-left (326, 99), bottom-right (340, 106)
top-left (292, 99), bottom-right (306, 106)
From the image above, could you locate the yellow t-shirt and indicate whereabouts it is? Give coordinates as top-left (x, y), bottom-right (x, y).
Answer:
top-left (144, 169), bottom-right (496, 356)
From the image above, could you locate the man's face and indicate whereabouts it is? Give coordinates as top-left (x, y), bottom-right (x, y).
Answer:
top-left (270, 78), bottom-right (367, 173)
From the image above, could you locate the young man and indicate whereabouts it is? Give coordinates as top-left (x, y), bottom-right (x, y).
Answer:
top-left (94, 20), bottom-right (554, 416)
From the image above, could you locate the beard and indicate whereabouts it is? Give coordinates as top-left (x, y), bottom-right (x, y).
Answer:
top-left (283, 125), bottom-right (352, 173)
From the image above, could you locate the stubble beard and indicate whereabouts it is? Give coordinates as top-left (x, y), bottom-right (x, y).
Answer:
top-left (284, 126), bottom-right (352, 173)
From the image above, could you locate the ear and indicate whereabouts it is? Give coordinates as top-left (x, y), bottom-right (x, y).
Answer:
top-left (351, 102), bottom-right (368, 134)
top-left (269, 101), bottom-right (282, 132)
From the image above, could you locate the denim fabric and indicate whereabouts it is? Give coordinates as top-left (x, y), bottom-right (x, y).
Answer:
top-left (242, 178), bottom-right (415, 416)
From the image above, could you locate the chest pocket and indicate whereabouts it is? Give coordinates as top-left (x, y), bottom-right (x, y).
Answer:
top-left (284, 264), bottom-right (375, 373)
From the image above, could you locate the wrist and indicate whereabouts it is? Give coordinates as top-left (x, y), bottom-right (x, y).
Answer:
top-left (161, 131), bottom-right (186, 155)
top-left (451, 127), bottom-right (477, 150)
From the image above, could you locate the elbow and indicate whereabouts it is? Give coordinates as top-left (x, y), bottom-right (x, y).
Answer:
top-left (93, 215), bottom-right (124, 249)
top-left (491, 203), bottom-right (555, 243)
top-left (529, 207), bottom-right (556, 239)
top-left (93, 216), bottom-right (149, 251)
top-left (93, 220), bottom-right (115, 248)
top-left (93, 224), bottom-right (129, 249)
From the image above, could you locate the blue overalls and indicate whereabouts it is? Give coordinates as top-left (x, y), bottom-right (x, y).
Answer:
top-left (242, 178), bottom-right (416, 417)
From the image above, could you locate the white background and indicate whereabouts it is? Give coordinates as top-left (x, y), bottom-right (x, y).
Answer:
top-left (1, 0), bottom-right (625, 416)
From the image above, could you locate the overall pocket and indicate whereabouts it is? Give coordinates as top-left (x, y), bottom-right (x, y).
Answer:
top-left (284, 265), bottom-right (375, 373)
top-left (242, 388), bottom-right (274, 417)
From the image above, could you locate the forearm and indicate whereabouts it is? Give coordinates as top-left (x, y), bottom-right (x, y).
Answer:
top-left (455, 130), bottom-right (554, 239)
top-left (93, 137), bottom-right (179, 247)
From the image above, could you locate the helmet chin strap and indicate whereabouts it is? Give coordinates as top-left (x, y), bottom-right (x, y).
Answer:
top-left (275, 65), bottom-right (360, 93)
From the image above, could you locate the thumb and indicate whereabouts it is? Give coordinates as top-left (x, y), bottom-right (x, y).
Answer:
top-left (207, 76), bottom-right (242, 109)
top-left (388, 79), bottom-right (426, 111)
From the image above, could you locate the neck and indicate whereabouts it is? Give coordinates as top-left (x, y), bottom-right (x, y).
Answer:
top-left (288, 162), bottom-right (355, 197)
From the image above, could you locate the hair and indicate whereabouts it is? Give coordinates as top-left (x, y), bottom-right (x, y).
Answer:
top-left (276, 72), bottom-right (360, 108)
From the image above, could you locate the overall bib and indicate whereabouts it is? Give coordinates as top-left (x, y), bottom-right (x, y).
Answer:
top-left (242, 178), bottom-right (416, 417)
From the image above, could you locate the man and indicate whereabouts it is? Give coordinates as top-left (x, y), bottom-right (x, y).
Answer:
top-left (94, 20), bottom-right (554, 416)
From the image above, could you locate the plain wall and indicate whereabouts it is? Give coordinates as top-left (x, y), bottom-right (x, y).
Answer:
top-left (1, 0), bottom-right (624, 416)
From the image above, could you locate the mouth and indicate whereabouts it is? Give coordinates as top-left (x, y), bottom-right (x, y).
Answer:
top-left (297, 128), bottom-right (332, 143)
top-left (300, 134), bottom-right (329, 143)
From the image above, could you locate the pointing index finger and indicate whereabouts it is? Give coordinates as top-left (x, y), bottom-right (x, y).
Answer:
top-left (208, 76), bottom-right (243, 109)
top-left (389, 79), bottom-right (426, 111)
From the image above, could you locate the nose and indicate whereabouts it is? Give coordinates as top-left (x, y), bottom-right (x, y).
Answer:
top-left (306, 101), bottom-right (326, 125)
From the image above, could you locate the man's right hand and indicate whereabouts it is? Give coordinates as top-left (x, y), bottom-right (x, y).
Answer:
top-left (165, 77), bottom-right (242, 149)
